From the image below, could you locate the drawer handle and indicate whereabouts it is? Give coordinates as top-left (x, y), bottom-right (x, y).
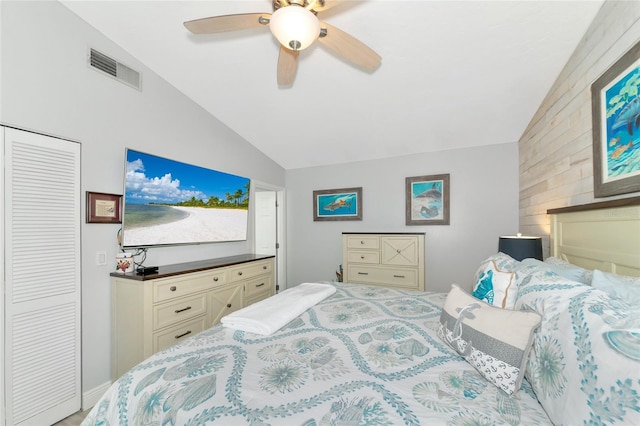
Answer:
top-left (393, 274), bottom-right (405, 278)
top-left (238, 271), bottom-right (243, 276)
top-left (213, 277), bottom-right (219, 282)
top-left (170, 286), bottom-right (177, 292)
top-left (174, 306), bottom-right (192, 314)
top-left (358, 272), bottom-right (369, 275)
top-left (360, 256), bottom-right (365, 259)
top-left (255, 283), bottom-right (265, 288)
top-left (227, 303), bottom-right (232, 308)
top-left (263, 266), bottom-right (267, 270)
top-left (360, 240), bottom-right (365, 244)
top-left (175, 330), bottom-right (192, 339)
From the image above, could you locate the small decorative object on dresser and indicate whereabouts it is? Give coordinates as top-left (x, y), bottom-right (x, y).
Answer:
top-left (342, 232), bottom-right (425, 291)
top-left (110, 254), bottom-right (275, 380)
top-left (115, 252), bottom-right (135, 273)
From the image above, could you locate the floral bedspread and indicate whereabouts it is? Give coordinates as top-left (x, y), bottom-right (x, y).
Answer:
top-left (83, 283), bottom-right (551, 425)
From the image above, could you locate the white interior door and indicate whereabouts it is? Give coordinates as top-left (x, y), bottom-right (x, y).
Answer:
top-left (255, 190), bottom-right (277, 256)
top-left (3, 127), bottom-right (81, 425)
top-left (253, 182), bottom-right (285, 291)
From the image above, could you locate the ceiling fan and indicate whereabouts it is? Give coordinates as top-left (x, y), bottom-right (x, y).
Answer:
top-left (183, 0), bottom-right (381, 86)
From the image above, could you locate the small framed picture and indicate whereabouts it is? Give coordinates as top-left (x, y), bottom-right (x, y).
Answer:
top-left (406, 174), bottom-right (450, 225)
top-left (86, 191), bottom-right (122, 223)
top-left (313, 187), bottom-right (362, 221)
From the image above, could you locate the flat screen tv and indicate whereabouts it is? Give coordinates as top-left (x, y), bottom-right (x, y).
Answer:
top-left (121, 148), bottom-right (250, 248)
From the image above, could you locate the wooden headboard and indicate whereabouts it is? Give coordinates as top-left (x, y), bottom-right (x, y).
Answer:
top-left (548, 197), bottom-right (640, 277)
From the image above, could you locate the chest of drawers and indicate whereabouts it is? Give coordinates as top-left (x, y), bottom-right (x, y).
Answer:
top-left (342, 233), bottom-right (425, 291)
top-left (111, 254), bottom-right (275, 380)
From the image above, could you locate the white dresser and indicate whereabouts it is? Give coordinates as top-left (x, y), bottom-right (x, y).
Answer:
top-left (111, 254), bottom-right (275, 380)
top-left (342, 233), bottom-right (425, 291)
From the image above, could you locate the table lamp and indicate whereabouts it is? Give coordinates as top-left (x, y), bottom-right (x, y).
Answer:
top-left (498, 233), bottom-right (543, 261)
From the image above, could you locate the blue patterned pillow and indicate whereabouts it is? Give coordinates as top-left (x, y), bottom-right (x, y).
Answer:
top-left (473, 252), bottom-right (519, 283)
top-left (514, 269), bottom-right (640, 425)
top-left (438, 285), bottom-right (541, 395)
top-left (521, 257), bottom-right (590, 284)
top-left (472, 260), bottom-right (517, 308)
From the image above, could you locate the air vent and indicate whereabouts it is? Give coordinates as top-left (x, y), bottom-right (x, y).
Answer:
top-left (89, 48), bottom-right (141, 90)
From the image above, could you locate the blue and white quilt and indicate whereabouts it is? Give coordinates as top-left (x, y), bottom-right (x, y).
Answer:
top-left (84, 283), bottom-right (551, 425)
top-left (514, 264), bottom-right (640, 426)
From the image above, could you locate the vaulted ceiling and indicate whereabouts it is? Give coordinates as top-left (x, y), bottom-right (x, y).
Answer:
top-left (61, 1), bottom-right (603, 170)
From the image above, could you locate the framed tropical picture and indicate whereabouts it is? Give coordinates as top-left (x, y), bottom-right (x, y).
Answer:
top-left (313, 187), bottom-right (362, 221)
top-left (406, 174), bottom-right (450, 225)
top-left (591, 40), bottom-right (640, 197)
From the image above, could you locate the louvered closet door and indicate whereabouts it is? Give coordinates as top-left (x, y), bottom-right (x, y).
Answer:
top-left (3, 128), bottom-right (81, 425)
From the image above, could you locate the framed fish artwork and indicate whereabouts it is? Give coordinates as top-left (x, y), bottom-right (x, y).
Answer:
top-left (406, 174), bottom-right (450, 225)
top-left (592, 40), bottom-right (640, 197)
top-left (313, 187), bottom-right (362, 221)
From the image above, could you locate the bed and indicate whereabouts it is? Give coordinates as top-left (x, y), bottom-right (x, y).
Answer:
top-left (83, 199), bottom-right (640, 425)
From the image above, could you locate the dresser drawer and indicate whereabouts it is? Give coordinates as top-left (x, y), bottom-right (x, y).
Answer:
top-left (347, 265), bottom-right (419, 290)
top-left (381, 236), bottom-right (420, 266)
top-left (345, 235), bottom-right (380, 250)
top-left (154, 270), bottom-right (226, 303)
top-left (228, 259), bottom-right (273, 283)
top-left (153, 293), bottom-right (207, 330)
top-left (244, 275), bottom-right (273, 300)
top-left (245, 293), bottom-right (271, 307)
top-left (153, 316), bottom-right (208, 353)
top-left (347, 251), bottom-right (380, 264)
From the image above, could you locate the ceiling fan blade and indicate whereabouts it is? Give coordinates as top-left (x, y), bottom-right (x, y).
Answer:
top-left (318, 23), bottom-right (381, 71)
top-left (184, 13), bottom-right (270, 34)
top-left (310, 0), bottom-right (346, 13)
top-left (277, 46), bottom-right (299, 86)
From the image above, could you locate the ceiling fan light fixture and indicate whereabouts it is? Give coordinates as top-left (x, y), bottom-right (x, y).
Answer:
top-left (269, 6), bottom-right (320, 51)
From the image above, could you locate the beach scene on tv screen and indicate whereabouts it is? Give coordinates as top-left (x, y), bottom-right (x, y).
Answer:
top-left (123, 149), bottom-right (250, 247)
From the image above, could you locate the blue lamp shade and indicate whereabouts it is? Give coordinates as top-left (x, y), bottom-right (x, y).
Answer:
top-left (498, 234), bottom-right (543, 261)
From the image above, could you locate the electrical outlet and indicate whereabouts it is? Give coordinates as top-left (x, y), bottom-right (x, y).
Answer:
top-left (96, 251), bottom-right (107, 266)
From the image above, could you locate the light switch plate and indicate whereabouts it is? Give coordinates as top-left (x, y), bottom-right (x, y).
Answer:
top-left (96, 251), bottom-right (107, 266)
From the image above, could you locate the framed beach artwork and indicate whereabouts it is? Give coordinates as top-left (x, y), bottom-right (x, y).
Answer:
top-left (591, 40), bottom-right (640, 197)
top-left (406, 174), bottom-right (450, 225)
top-left (86, 191), bottom-right (121, 223)
top-left (121, 149), bottom-right (250, 247)
top-left (313, 187), bottom-right (362, 221)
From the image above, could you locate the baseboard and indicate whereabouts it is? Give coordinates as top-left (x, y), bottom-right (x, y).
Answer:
top-left (82, 381), bottom-right (111, 411)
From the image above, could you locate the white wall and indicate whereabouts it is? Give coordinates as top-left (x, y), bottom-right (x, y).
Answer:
top-left (286, 142), bottom-right (519, 294)
top-left (1, 1), bottom-right (285, 400)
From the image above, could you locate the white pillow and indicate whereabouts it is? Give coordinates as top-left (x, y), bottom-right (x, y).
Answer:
top-left (542, 256), bottom-right (569, 266)
top-left (438, 284), bottom-right (541, 395)
top-left (472, 252), bottom-right (519, 283)
top-left (521, 258), bottom-right (590, 284)
top-left (472, 260), bottom-right (517, 309)
top-left (591, 270), bottom-right (640, 304)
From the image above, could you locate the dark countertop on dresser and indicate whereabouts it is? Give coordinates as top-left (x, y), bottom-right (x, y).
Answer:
top-left (110, 253), bottom-right (275, 281)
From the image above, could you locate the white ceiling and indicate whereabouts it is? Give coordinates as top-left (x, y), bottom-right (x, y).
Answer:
top-left (60, 0), bottom-right (603, 170)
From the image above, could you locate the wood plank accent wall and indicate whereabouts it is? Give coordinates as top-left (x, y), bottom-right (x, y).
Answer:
top-left (518, 0), bottom-right (640, 256)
